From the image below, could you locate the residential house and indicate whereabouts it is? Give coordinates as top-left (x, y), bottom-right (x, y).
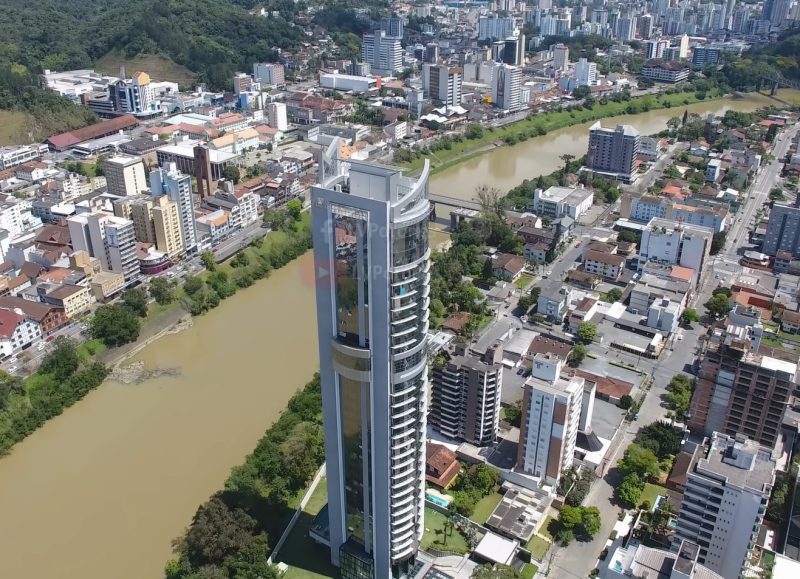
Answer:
top-left (492, 253), bottom-right (526, 281)
top-left (425, 443), bottom-right (460, 489)
top-left (568, 297), bottom-right (598, 332)
top-left (537, 281), bottom-right (572, 322)
top-left (782, 309), bottom-right (800, 334)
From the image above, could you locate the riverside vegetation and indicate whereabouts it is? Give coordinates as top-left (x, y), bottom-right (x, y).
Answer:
top-left (0, 203), bottom-right (311, 456)
top-left (165, 374), bottom-right (324, 579)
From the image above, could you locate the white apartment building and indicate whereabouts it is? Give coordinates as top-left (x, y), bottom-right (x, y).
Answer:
top-left (532, 185), bottom-right (594, 219)
top-left (267, 102), bottom-right (288, 131)
top-left (491, 63), bottom-right (523, 111)
top-left (675, 433), bottom-right (775, 578)
top-left (517, 373), bottom-right (584, 485)
top-left (362, 30), bottom-right (403, 76)
top-left (574, 58), bottom-right (597, 86)
top-left (478, 14), bottom-right (515, 40)
top-left (0, 202), bottom-right (24, 237)
top-left (0, 144), bottom-right (48, 171)
top-left (68, 213), bottom-right (139, 284)
top-left (638, 218), bottom-right (713, 280)
top-left (104, 155), bottom-right (147, 197)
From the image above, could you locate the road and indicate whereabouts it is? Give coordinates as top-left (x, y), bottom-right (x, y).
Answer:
top-left (544, 123), bottom-right (799, 578)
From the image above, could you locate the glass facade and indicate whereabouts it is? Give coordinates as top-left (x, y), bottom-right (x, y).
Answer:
top-left (333, 207), bottom-right (370, 347)
top-left (339, 376), bottom-right (372, 550)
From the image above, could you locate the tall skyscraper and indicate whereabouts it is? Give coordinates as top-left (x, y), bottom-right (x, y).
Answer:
top-left (104, 154), bottom-right (147, 197)
top-left (311, 142), bottom-right (431, 577)
top-left (362, 31), bottom-right (403, 76)
top-left (761, 203), bottom-right (800, 257)
top-left (253, 62), bottom-right (285, 86)
top-left (574, 57), bottom-right (597, 86)
top-left (553, 43), bottom-right (570, 72)
top-left (380, 16), bottom-right (404, 39)
top-left (491, 63), bottom-right (522, 111)
top-left (150, 163), bottom-right (197, 255)
top-left (478, 14), bottom-right (515, 40)
top-left (69, 213), bottom-right (139, 284)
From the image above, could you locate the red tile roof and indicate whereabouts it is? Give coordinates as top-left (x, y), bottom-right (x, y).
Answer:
top-left (425, 443), bottom-right (460, 488)
top-left (0, 308), bottom-right (23, 339)
top-left (47, 115), bottom-right (139, 149)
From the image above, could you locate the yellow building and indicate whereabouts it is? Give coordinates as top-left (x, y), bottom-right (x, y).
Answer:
top-left (90, 270), bottom-right (126, 301)
top-left (152, 197), bottom-right (184, 258)
top-left (115, 195), bottom-right (184, 257)
top-left (69, 250), bottom-right (102, 279)
top-left (45, 284), bottom-right (95, 319)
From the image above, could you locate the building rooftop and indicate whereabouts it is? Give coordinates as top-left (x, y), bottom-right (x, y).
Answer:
top-left (484, 484), bottom-right (552, 543)
top-left (695, 432), bottom-right (775, 494)
top-left (585, 249), bottom-right (625, 267)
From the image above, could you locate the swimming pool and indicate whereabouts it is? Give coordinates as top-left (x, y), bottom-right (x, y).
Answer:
top-left (426, 493), bottom-right (452, 508)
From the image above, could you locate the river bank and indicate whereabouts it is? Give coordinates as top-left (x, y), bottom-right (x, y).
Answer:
top-left (400, 88), bottom-right (727, 174)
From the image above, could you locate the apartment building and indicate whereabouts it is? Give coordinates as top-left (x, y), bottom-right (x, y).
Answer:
top-left (689, 319), bottom-right (797, 449)
top-left (584, 250), bottom-right (625, 280)
top-left (430, 344), bottom-right (503, 446)
top-left (478, 14), bottom-right (514, 40)
top-left (675, 433), bottom-right (775, 578)
top-left (0, 307), bottom-right (41, 358)
top-left (574, 58), bottom-right (597, 86)
top-left (362, 30), bottom-right (402, 76)
top-left (267, 102), bottom-right (289, 131)
top-left (421, 64), bottom-right (463, 107)
top-left (638, 218), bottom-right (713, 281)
top-left (150, 163), bottom-right (197, 255)
top-left (763, 203), bottom-right (800, 257)
top-left (253, 62), bottom-right (285, 87)
top-left (641, 61), bottom-right (690, 83)
top-left (622, 193), bottom-right (727, 233)
top-left (0, 144), bottom-right (48, 170)
top-left (68, 213), bottom-right (139, 284)
top-left (587, 122), bottom-right (640, 184)
top-left (517, 373), bottom-right (584, 485)
top-left (491, 63), bottom-right (522, 112)
top-left (310, 142), bottom-right (430, 577)
top-left (104, 155), bottom-right (147, 197)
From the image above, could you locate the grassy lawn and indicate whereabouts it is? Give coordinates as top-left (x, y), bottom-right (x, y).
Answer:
top-left (471, 491), bottom-right (503, 525)
top-left (539, 515), bottom-right (555, 541)
top-left (521, 563), bottom-right (539, 579)
top-left (421, 507), bottom-right (470, 554)
top-left (95, 51), bottom-right (194, 85)
top-left (276, 476), bottom-right (337, 579)
top-left (526, 535), bottom-right (551, 560)
top-left (0, 110), bottom-right (30, 146)
top-left (514, 274), bottom-right (534, 290)
top-left (640, 483), bottom-right (667, 509)
top-left (398, 90), bottom-right (724, 174)
top-left (76, 339), bottom-right (106, 361)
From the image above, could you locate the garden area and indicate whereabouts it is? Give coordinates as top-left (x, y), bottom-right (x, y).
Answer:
top-left (420, 507), bottom-right (471, 554)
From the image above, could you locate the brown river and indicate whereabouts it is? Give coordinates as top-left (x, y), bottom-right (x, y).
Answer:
top-left (0, 91), bottom-right (796, 579)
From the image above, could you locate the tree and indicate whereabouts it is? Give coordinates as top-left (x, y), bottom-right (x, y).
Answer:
top-left (618, 444), bottom-right (660, 481)
top-left (636, 421), bottom-right (683, 459)
top-left (665, 374), bottom-right (693, 421)
top-left (38, 337), bottom-right (80, 381)
top-left (178, 496), bottom-right (262, 567)
top-left (474, 185), bottom-right (504, 219)
top-left (617, 473), bottom-right (645, 507)
top-left (184, 276), bottom-right (204, 295)
top-left (223, 165), bottom-right (240, 184)
top-left (605, 288), bottom-right (622, 303)
top-left (465, 124), bottom-right (484, 140)
top-left (666, 117), bottom-right (681, 131)
top-left (518, 295), bottom-right (535, 312)
top-left (568, 343), bottom-right (586, 368)
top-left (704, 292), bottom-right (732, 320)
top-left (580, 506), bottom-right (601, 536)
top-left (577, 321), bottom-right (597, 344)
top-left (201, 251), bottom-right (217, 272)
top-left (560, 154), bottom-right (575, 185)
top-left (618, 230), bottom-right (640, 245)
top-left (503, 401), bottom-right (522, 427)
top-left (710, 231), bottom-right (726, 255)
top-left (122, 287), bottom-right (148, 318)
top-left (558, 505), bottom-right (583, 529)
top-left (680, 308), bottom-right (700, 325)
top-left (0, 370), bottom-right (24, 410)
top-left (91, 304), bottom-right (141, 347)
top-left (619, 394), bottom-right (634, 410)
top-left (149, 278), bottom-right (176, 305)
top-left (286, 198), bottom-right (303, 221)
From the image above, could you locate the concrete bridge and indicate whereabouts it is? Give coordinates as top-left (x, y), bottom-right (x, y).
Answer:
top-left (428, 194), bottom-right (482, 222)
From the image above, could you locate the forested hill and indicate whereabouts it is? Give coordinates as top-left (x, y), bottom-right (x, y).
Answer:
top-left (0, 0), bottom-right (304, 142)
